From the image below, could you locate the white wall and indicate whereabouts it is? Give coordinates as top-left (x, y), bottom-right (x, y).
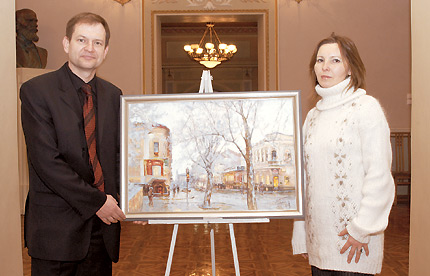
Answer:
top-left (16, 0), bottom-right (143, 95)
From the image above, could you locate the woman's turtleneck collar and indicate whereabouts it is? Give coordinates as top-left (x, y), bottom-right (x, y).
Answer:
top-left (315, 77), bottom-right (366, 111)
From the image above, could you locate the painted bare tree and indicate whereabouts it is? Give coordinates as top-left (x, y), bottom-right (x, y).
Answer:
top-left (182, 105), bottom-right (224, 208)
top-left (208, 100), bottom-right (260, 210)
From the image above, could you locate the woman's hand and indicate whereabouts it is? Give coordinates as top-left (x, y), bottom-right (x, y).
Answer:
top-left (339, 228), bottom-right (369, 263)
top-left (301, 253), bottom-right (308, 259)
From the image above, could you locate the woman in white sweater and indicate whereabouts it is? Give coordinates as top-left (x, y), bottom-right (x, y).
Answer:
top-left (292, 34), bottom-right (395, 276)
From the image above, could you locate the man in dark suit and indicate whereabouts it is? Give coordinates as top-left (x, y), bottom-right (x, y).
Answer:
top-left (20, 12), bottom-right (126, 276)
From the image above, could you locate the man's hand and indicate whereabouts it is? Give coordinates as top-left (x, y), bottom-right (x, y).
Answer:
top-left (96, 194), bottom-right (126, 225)
top-left (339, 228), bottom-right (369, 264)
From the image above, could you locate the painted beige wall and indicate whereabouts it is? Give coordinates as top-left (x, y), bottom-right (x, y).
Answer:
top-left (278, 0), bottom-right (411, 130)
top-left (15, 0), bottom-right (143, 95)
top-left (0, 0), bottom-right (23, 275)
top-left (410, 0), bottom-right (430, 275)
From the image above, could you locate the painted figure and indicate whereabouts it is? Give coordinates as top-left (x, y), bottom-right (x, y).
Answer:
top-left (148, 187), bottom-right (154, 207)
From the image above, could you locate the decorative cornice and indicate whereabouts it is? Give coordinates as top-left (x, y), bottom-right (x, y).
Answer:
top-left (113, 0), bottom-right (131, 5)
top-left (240, 0), bottom-right (268, 3)
top-left (185, 0), bottom-right (233, 10)
top-left (161, 25), bottom-right (258, 35)
top-left (152, 0), bottom-right (178, 3)
top-left (152, 0), bottom-right (271, 8)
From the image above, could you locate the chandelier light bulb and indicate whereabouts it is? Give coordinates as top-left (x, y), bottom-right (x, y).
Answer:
top-left (228, 45), bottom-right (237, 53)
top-left (196, 48), bottom-right (204, 54)
top-left (184, 45), bottom-right (192, 52)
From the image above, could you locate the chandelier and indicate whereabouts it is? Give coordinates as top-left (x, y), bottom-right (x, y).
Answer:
top-left (184, 23), bottom-right (237, 69)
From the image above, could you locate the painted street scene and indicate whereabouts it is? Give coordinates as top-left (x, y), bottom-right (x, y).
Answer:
top-left (125, 95), bottom-right (300, 214)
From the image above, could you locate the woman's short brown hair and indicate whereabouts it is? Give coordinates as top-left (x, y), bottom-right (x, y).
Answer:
top-left (309, 33), bottom-right (366, 91)
top-left (65, 12), bottom-right (110, 47)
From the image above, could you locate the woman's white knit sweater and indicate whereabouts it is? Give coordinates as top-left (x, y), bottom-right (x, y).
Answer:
top-left (292, 78), bottom-right (395, 274)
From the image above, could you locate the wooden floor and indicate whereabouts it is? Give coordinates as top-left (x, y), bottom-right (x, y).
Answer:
top-left (22, 203), bottom-right (410, 275)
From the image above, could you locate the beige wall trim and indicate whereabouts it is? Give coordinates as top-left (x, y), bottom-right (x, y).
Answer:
top-left (0, 0), bottom-right (23, 274)
top-left (410, 0), bottom-right (430, 275)
top-left (142, 1), bottom-right (146, 94)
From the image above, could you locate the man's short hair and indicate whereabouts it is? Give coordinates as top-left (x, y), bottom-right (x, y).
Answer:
top-left (65, 12), bottom-right (110, 46)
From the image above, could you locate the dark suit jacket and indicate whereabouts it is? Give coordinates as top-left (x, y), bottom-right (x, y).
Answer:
top-left (20, 63), bottom-right (122, 262)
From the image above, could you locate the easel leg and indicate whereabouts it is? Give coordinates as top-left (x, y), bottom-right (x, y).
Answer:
top-left (165, 224), bottom-right (179, 276)
top-left (229, 223), bottom-right (240, 276)
top-left (210, 224), bottom-right (216, 276)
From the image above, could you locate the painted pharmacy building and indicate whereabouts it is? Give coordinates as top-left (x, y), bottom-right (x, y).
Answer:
top-left (128, 122), bottom-right (172, 196)
top-left (252, 132), bottom-right (296, 191)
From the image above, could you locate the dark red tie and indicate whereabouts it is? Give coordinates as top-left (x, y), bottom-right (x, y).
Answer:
top-left (82, 84), bottom-right (105, 192)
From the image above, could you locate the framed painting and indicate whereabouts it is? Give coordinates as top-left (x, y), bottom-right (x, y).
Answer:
top-left (120, 91), bottom-right (304, 221)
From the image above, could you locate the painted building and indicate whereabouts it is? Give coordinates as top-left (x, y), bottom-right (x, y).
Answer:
top-left (253, 132), bottom-right (296, 191)
top-left (129, 122), bottom-right (172, 195)
top-left (222, 166), bottom-right (247, 190)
